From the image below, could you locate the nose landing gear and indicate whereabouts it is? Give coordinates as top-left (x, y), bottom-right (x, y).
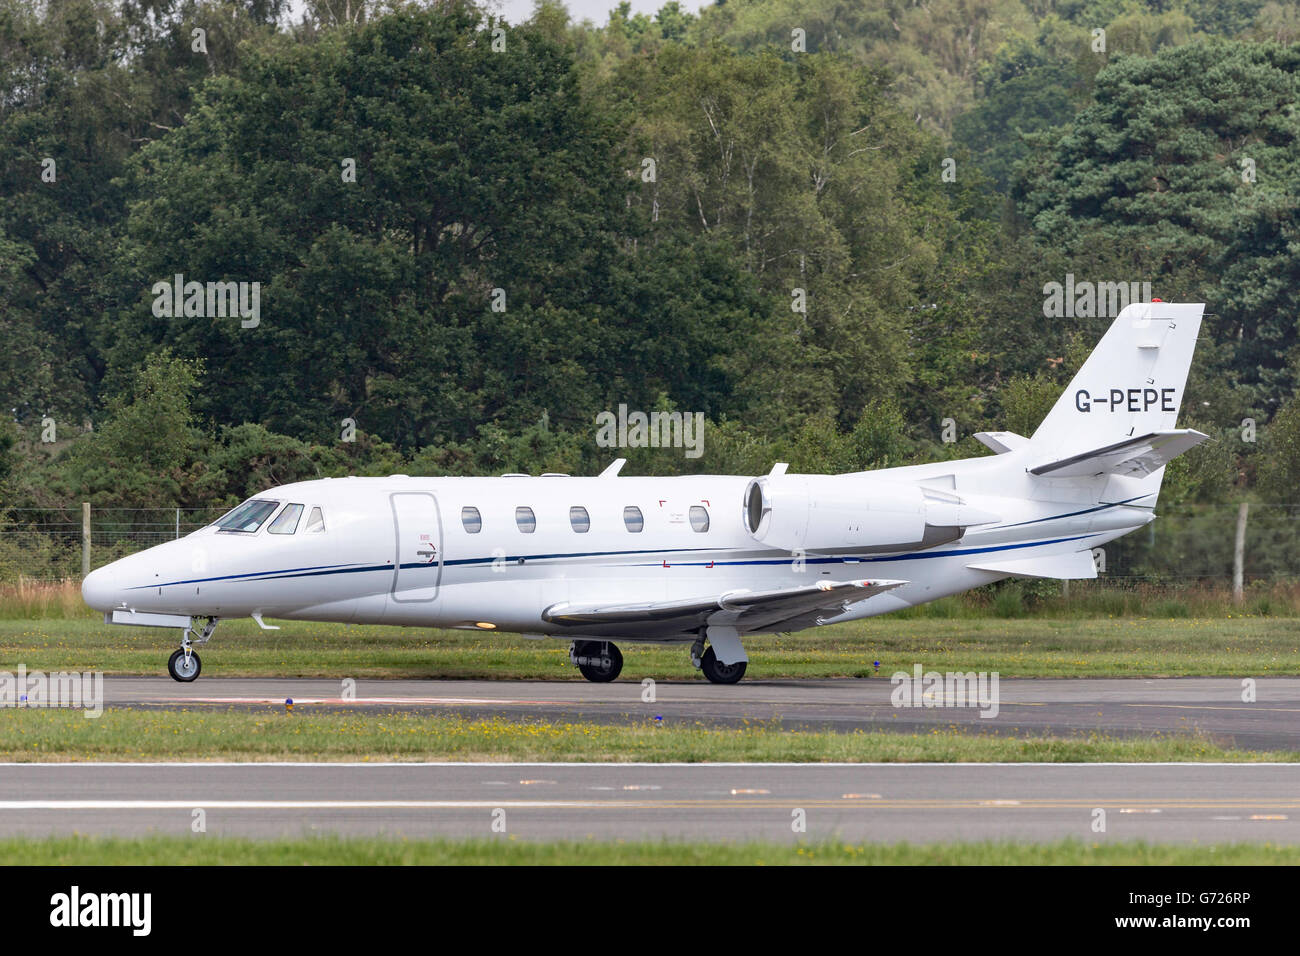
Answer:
top-left (168, 617), bottom-right (219, 682)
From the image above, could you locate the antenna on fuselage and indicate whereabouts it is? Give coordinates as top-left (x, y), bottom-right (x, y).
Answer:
top-left (599, 458), bottom-right (626, 478)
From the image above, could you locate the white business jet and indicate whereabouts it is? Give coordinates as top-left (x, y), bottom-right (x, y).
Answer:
top-left (83, 302), bottom-right (1206, 684)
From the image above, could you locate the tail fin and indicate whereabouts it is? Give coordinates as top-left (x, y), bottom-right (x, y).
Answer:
top-left (1031, 302), bottom-right (1205, 468)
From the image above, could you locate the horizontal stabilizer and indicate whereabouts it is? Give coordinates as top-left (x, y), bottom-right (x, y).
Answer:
top-left (544, 578), bottom-right (907, 636)
top-left (973, 431), bottom-right (1029, 455)
top-left (1028, 429), bottom-right (1208, 478)
top-left (968, 550), bottom-right (1098, 580)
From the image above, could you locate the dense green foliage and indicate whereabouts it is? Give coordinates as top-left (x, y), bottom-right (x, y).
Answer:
top-left (2, 0), bottom-right (1298, 579)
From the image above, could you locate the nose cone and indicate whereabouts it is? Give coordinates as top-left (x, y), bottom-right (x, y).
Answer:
top-left (81, 564), bottom-right (123, 612)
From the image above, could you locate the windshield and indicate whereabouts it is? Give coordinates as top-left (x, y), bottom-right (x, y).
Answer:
top-left (214, 498), bottom-right (281, 533)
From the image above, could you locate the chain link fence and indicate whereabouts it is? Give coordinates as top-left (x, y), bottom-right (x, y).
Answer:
top-left (0, 507), bottom-right (228, 581)
top-left (1100, 504), bottom-right (1300, 584)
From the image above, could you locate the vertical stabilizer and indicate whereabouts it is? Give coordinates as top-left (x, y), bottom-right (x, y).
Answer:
top-left (1031, 302), bottom-right (1204, 466)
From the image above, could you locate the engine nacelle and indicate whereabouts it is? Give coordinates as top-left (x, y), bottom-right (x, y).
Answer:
top-left (742, 474), bottom-right (992, 554)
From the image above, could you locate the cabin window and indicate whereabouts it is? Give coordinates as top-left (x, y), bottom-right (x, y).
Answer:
top-left (268, 503), bottom-right (304, 535)
top-left (461, 506), bottom-right (483, 533)
top-left (689, 505), bottom-right (710, 532)
top-left (305, 507), bottom-right (326, 533)
top-left (569, 506), bottom-right (590, 533)
top-left (515, 506), bottom-right (537, 533)
top-left (623, 506), bottom-right (644, 533)
top-left (215, 498), bottom-right (280, 533)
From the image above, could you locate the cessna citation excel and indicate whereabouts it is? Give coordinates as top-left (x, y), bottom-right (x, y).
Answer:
top-left (84, 302), bottom-right (1206, 684)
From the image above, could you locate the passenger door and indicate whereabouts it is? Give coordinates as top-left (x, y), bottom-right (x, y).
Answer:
top-left (390, 492), bottom-right (443, 603)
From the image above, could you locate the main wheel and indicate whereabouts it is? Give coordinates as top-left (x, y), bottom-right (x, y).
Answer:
top-left (574, 640), bottom-right (623, 682)
top-left (167, 648), bottom-right (201, 682)
top-left (700, 645), bottom-right (746, 684)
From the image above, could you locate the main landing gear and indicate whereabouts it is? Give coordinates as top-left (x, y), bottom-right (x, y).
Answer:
top-left (568, 635), bottom-right (749, 684)
top-left (690, 637), bottom-right (747, 685)
top-left (168, 617), bottom-right (219, 682)
top-left (571, 640), bottom-right (623, 682)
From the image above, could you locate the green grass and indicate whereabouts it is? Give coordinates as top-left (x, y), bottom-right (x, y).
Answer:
top-left (3, 834), bottom-right (1297, 865)
top-left (1, 708), bottom-right (1292, 762)
top-left (1, 616), bottom-right (1298, 679)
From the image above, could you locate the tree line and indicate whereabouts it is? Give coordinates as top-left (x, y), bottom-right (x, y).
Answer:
top-left (1, 0), bottom-right (1298, 531)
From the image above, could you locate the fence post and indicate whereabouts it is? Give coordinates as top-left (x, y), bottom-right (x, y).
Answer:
top-left (176, 508), bottom-right (180, 539)
top-left (1233, 501), bottom-right (1248, 604)
top-left (81, 501), bottom-right (91, 577)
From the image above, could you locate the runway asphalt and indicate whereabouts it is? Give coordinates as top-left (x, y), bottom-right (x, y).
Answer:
top-left (98, 675), bottom-right (1300, 750)
top-left (2, 762), bottom-right (1296, 842)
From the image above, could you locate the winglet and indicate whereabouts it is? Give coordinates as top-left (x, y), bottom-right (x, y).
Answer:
top-left (598, 458), bottom-right (626, 478)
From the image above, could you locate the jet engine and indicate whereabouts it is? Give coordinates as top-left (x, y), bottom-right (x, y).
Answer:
top-left (742, 474), bottom-right (998, 554)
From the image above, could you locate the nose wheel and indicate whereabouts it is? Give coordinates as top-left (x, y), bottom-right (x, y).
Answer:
top-left (168, 616), bottom-right (219, 682)
top-left (167, 648), bottom-right (201, 682)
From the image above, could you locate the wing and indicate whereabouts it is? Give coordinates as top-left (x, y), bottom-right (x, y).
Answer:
top-left (1028, 429), bottom-right (1208, 478)
top-left (542, 579), bottom-right (907, 640)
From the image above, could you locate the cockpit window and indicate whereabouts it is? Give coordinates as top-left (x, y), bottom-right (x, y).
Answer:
top-left (305, 507), bottom-right (326, 533)
top-left (215, 498), bottom-right (281, 533)
top-left (268, 503), bottom-right (304, 535)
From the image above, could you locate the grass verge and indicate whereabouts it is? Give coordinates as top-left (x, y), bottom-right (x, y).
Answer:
top-left (1, 616), bottom-right (1299, 679)
top-left (0, 708), bottom-right (1293, 762)
top-left (3, 835), bottom-right (1297, 865)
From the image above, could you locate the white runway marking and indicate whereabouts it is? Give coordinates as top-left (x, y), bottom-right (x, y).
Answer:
top-left (0, 800), bottom-right (636, 810)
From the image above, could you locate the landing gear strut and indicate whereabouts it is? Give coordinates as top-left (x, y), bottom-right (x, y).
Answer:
top-left (571, 640), bottom-right (623, 682)
top-left (168, 617), bottom-right (219, 683)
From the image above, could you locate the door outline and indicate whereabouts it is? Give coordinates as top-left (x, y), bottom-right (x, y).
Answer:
top-left (390, 492), bottom-right (443, 603)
